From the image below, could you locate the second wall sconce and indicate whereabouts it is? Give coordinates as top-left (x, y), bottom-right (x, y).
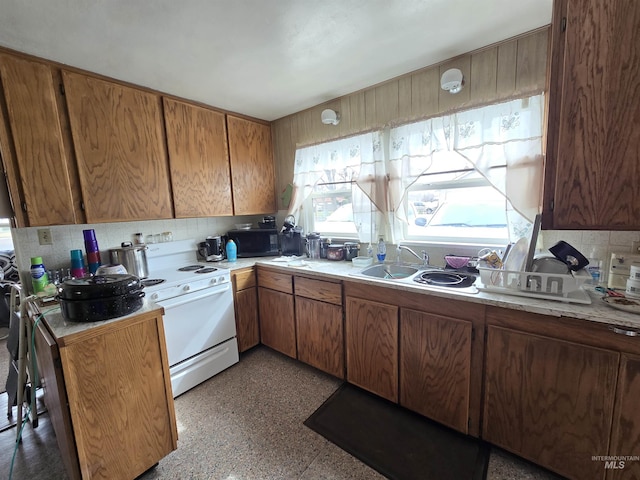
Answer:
top-left (321, 109), bottom-right (340, 125)
top-left (441, 68), bottom-right (464, 94)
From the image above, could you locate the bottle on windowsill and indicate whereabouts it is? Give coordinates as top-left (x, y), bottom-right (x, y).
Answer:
top-left (377, 237), bottom-right (386, 263)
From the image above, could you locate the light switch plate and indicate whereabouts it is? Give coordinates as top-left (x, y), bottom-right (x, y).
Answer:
top-left (37, 228), bottom-right (52, 245)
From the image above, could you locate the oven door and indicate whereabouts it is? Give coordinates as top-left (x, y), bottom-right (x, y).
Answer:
top-left (156, 283), bottom-right (236, 367)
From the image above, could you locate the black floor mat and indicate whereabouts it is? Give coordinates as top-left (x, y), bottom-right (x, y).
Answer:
top-left (304, 383), bottom-right (490, 480)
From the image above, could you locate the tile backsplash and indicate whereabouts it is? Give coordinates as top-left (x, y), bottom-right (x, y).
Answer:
top-left (9, 211), bottom-right (640, 289)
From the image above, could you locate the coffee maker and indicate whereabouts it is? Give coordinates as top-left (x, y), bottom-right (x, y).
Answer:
top-left (197, 236), bottom-right (225, 261)
top-left (280, 215), bottom-right (305, 256)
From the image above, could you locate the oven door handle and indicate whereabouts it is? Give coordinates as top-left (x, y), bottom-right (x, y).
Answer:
top-left (157, 283), bottom-right (231, 309)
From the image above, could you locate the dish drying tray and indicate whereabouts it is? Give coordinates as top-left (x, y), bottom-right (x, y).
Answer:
top-left (477, 267), bottom-right (592, 304)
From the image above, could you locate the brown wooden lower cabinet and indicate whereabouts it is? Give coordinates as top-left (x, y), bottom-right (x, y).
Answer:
top-left (231, 268), bottom-right (260, 352)
top-left (400, 308), bottom-right (472, 434)
top-left (33, 305), bottom-right (177, 480)
top-left (345, 296), bottom-right (398, 402)
top-left (608, 354), bottom-right (640, 480)
top-left (257, 287), bottom-right (296, 358)
top-left (483, 323), bottom-right (618, 480)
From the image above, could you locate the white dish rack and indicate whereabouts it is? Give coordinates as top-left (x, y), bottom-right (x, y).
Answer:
top-left (477, 267), bottom-right (592, 304)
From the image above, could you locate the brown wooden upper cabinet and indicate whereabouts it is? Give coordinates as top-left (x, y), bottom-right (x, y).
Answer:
top-left (163, 98), bottom-right (233, 218)
top-left (62, 71), bottom-right (173, 223)
top-left (227, 115), bottom-right (275, 215)
top-left (0, 54), bottom-right (81, 226)
top-left (543, 0), bottom-right (640, 230)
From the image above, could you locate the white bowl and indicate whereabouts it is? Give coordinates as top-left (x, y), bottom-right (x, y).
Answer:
top-left (352, 256), bottom-right (373, 268)
top-left (234, 223), bottom-right (252, 230)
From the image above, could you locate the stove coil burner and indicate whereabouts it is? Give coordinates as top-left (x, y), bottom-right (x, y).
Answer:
top-left (179, 265), bottom-right (205, 271)
top-left (195, 267), bottom-right (218, 274)
top-left (142, 278), bottom-right (165, 287)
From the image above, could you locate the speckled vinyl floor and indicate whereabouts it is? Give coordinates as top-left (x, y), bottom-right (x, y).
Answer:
top-left (2, 346), bottom-right (563, 480)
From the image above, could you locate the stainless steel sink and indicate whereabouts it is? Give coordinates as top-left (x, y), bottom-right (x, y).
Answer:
top-left (358, 264), bottom-right (419, 279)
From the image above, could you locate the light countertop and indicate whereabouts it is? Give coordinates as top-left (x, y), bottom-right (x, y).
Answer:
top-left (219, 256), bottom-right (640, 331)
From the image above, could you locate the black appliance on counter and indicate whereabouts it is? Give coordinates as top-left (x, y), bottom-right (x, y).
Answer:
top-left (280, 226), bottom-right (305, 256)
top-left (226, 228), bottom-right (279, 257)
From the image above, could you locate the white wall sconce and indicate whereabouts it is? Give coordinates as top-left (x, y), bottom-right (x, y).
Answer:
top-left (440, 68), bottom-right (464, 94)
top-left (321, 108), bottom-right (340, 125)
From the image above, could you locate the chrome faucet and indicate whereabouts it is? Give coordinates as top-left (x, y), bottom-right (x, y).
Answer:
top-left (396, 245), bottom-right (429, 266)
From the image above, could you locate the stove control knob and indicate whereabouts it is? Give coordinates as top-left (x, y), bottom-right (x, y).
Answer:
top-left (210, 278), bottom-right (217, 285)
top-left (183, 285), bottom-right (191, 292)
top-left (151, 293), bottom-right (159, 301)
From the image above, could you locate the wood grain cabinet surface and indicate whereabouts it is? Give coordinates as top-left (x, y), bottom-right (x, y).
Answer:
top-left (33, 307), bottom-right (177, 480)
top-left (163, 97), bottom-right (233, 218)
top-left (543, 0), bottom-right (640, 229)
top-left (232, 268), bottom-right (260, 353)
top-left (294, 276), bottom-right (344, 378)
top-left (257, 269), bottom-right (296, 358)
top-left (62, 70), bottom-right (173, 223)
top-left (0, 53), bottom-right (81, 226)
top-left (345, 296), bottom-right (398, 402)
top-left (227, 115), bottom-right (275, 215)
top-left (400, 308), bottom-right (472, 434)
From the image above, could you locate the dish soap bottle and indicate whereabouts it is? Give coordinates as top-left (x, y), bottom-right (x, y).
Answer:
top-left (377, 237), bottom-right (386, 263)
top-left (30, 256), bottom-right (49, 294)
top-left (226, 239), bottom-right (237, 262)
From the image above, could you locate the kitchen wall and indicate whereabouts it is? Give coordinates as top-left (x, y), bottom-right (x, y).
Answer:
top-left (10, 214), bottom-right (263, 284)
top-left (269, 25), bottom-right (640, 280)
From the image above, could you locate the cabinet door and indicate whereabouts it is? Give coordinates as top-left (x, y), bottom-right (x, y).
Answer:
top-left (483, 325), bottom-right (618, 480)
top-left (400, 308), bottom-right (472, 434)
top-left (0, 54), bottom-right (79, 226)
top-left (59, 314), bottom-right (177, 480)
top-left (345, 296), bottom-right (398, 402)
top-left (296, 296), bottom-right (344, 378)
top-left (608, 354), bottom-right (640, 479)
top-left (163, 98), bottom-right (233, 217)
top-left (258, 286), bottom-right (296, 358)
top-left (62, 71), bottom-right (173, 222)
top-left (227, 115), bottom-right (275, 215)
top-left (235, 286), bottom-right (260, 353)
top-left (543, 0), bottom-right (640, 229)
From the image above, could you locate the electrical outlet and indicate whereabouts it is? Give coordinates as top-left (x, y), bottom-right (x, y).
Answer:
top-left (37, 228), bottom-right (52, 245)
top-left (633, 241), bottom-right (640, 253)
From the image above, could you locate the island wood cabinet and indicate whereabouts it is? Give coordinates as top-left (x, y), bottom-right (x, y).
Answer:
top-left (32, 305), bottom-right (177, 480)
top-left (231, 267), bottom-right (260, 352)
top-left (227, 115), bottom-right (276, 215)
top-left (257, 268), bottom-right (296, 358)
top-left (62, 70), bottom-right (173, 223)
top-left (0, 53), bottom-right (82, 226)
top-left (543, 0), bottom-right (640, 229)
top-left (482, 305), bottom-right (640, 480)
top-left (163, 97), bottom-right (233, 218)
top-left (294, 276), bottom-right (344, 379)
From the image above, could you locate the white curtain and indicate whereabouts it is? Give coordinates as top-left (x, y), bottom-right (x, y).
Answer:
top-left (388, 94), bottom-right (544, 238)
top-left (289, 131), bottom-right (387, 243)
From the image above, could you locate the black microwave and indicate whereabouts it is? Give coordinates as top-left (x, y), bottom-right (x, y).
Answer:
top-left (226, 229), bottom-right (280, 257)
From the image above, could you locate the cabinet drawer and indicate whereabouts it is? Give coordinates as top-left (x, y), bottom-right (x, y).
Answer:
top-left (233, 268), bottom-right (256, 291)
top-left (295, 276), bottom-right (342, 305)
top-left (257, 270), bottom-right (293, 294)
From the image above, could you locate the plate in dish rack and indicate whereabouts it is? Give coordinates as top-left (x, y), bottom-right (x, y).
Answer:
top-left (503, 237), bottom-right (529, 272)
top-left (602, 296), bottom-right (640, 315)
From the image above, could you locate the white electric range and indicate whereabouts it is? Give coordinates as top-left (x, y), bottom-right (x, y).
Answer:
top-left (143, 239), bottom-right (239, 397)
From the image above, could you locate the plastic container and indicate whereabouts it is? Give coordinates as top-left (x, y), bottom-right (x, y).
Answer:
top-left (587, 258), bottom-right (602, 285)
top-left (226, 239), bottom-right (237, 262)
top-left (70, 249), bottom-right (86, 278)
top-left (626, 278), bottom-right (640, 299)
top-left (30, 256), bottom-right (49, 293)
top-left (83, 229), bottom-right (102, 274)
top-left (630, 265), bottom-right (640, 281)
top-left (377, 238), bottom-right (386, 263)
top-left (352, 256), bottom-right (373, 268)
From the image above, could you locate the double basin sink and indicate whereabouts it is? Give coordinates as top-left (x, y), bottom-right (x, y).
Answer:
top-left (352, 263), bottom-right (478, 294)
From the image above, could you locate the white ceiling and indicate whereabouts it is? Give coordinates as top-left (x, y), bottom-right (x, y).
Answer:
top-left (0, 0), bottom-right (553, 121)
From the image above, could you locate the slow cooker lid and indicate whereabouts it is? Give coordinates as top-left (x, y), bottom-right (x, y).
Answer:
top-left (58, 274), bottom-right (142, 300)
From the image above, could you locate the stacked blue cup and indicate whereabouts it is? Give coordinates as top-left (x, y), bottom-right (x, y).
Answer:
top-left (70, 249), bottom-right (85, 278)
top-left (83, 229), bottom-right (101, 275)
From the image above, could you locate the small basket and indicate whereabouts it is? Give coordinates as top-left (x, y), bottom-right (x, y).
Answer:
top-left (478, 266), bottom-right (590, 297)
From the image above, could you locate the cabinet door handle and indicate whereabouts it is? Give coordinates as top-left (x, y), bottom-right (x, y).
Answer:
top-left (610, 326), bottom-right (640, 336)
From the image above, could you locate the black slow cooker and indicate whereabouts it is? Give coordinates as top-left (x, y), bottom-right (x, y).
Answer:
top-left (58, 274), bottom-right (145, 322)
